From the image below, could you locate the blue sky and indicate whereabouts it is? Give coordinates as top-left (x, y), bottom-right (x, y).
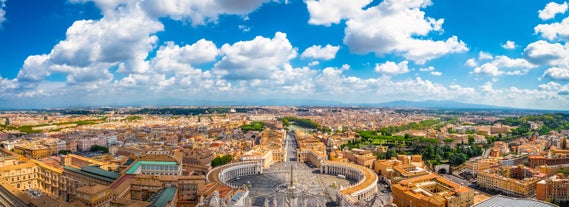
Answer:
top-left (0, 0), bottom-right (569, 109)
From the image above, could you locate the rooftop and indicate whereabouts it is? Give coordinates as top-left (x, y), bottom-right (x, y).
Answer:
top-left (148, 187), bottom-right (177, 207)
top-left (125, 160), bottom-right (178, 174)
top-left (64, 165), bottom-right (119, 183)
top-left (473, 195), bottom-right (558, 207)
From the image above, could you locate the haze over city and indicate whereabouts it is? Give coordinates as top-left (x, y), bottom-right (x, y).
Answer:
top-left (0, 0), bottom-right (568, 109)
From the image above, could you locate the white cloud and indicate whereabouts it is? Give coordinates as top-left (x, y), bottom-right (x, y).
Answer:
top-left (305, 0), bottom-right (372, 26)
top-left (465, 58), bottom-right (478, 67)
top-left (16, 55), bottom-right (51, 84)
top-left (478, 51), bottom-right (493, 60)
top-left (308, 61), bottom-right (320, 66)
top-left (523, 40), bottom-right (569, 80)
top-left (343, 0), bottom-right (468, 64)
top-left (535, 16), bottom-right (569, 40)
top-left (0, 0), bottom-right (6, 27)
top-left (47, 5), bottom-right (163, 75)
top-left (539, 2), bottom-right (568, 20)
top-left (523, 40), bottom-right (568, 65)
top-left (501, 40), bottom-right (516, 50)
top-left (543, 67), bottom-right (569, 80)
top-left (419, 66), bottom-right (435, 72)
top-left (473, 63), bottom-right (501, 76)
top-left (374, 61), bottom-right (409, 75)
top-left (300, 44), bottom-right (340, 60)
top-left (472, 56), bottom-right (537, 76)
top-left (213, 32), bottom-right (297, 80)
top-left (431, 71), bottom-right (442, 76)
top-left (152, 39), bottom-right (218, 73)
top-left (1, 0), bottom-right (270, 99)
top-left (72, 0), bottom-right (270, 25)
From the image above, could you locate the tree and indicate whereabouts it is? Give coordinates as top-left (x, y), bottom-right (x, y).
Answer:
top-left (386, 149), bottom-right (397, 159)
top-left (212, 155), bottom-right (232, 167)
top-left (468, 135), bottom-right (475, 144)
top-left (58, 150), bottom-right (72, 155)
top-left (90, 145), bottom-right (109, 153)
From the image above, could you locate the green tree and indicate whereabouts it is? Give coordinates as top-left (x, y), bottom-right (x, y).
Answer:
top-left (386, 149), bottom-right (397, 159)
top-left (58, 150), bottom-right (72, 155)
top-left (90, 145), bottom-right (109, 153)
top-left (211, 155), bottom-right (232, 167)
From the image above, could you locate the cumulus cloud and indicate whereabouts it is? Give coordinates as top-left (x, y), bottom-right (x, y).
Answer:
top-left (539, 2), bottom-right (568, 20)
top-left (543, 67), bottom-right (569, 80)
top-left (375, 61), bottom-right (409, 75)
top-left (478, 51), bottom-right (493, 60)
top-left (465, 58), bottom-right (477, 67)
top-left (472, 56), bottom-right (537, 76)
top-left (343, 0), bottom-right (468, 64)
top-left (300, 44), bottom-right (340, 60)
top-left (473, 63), bottom-right (501, 76)
top-left (213, 32), bottom-right (297, 80)
top-left (71, 0), bottom-right (270, 25)
top-left (305, 0), bottom-right (371, 26)
top-left (501, 40), bottom-right (516, 50)
top-left (0, 0), bottom-right (272, 99)
top-left (535, 16), bottom-right (569, 40)
top-left (152, 39), bottom-right (218, 73)
top-left (524, 40), bottom-right (568, 65)
top-left (523, 40), bottom-right (569, 80)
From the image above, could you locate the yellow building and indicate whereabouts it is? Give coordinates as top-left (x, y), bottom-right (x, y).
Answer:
top-left (392, 174), bottom-right (474, 207)
top-left (477, 165), bottom-right (544, 197)
top-left (343, 149), bottom-right (376, 168)
top-left (14, 145), bottom-right (50, 159)
top-left (76, 184), bottom-right (111, 207)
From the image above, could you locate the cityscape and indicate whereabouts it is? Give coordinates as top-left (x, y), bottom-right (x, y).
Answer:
top-left (0, 107), bottom-right (568, 207)
top-left (2, 0), bottom-right (569, 207)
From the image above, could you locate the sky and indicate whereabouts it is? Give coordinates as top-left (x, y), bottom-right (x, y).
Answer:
top-left (0, 0), bottom-right (569, 109)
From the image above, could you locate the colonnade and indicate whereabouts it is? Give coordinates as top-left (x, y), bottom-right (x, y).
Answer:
top-left (206, 161), bottom-right (262, 188)
top-left (320, 161), bottom-right (378, 204)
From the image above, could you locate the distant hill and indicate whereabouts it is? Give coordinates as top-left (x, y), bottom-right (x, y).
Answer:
top-left (374, 100), bottom-right (516, 110)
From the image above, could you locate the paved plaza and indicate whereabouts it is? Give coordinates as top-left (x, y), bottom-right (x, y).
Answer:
top-left (227, 161), bottom-right (355, 207)
top-left (226, 131), bottom-right (356, 207)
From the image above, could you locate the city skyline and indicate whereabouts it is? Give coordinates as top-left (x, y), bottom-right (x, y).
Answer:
top-left (1, 0), bottom-right (569, 109)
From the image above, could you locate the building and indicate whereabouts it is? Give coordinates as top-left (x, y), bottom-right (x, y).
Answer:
top-left (13, 145), bottom-right (50, 159)
top-left (343, 149), bottom-right (376, 168)
top-left (477, 165), bottom-right (544, 197)
top-left (63, 165), bottom-right (120, 199)
top-left (392, 174), bottom-right (474, 207)
top-left (529, 155), bottom-right (569, 168)
top-left (181, 148), bottom-right (214, 175)
top-left (76, 184), bottom-right (111, 207)
top-left (374, 155), bottom-right (428, 184)
top-left (536, 173), bottom-right (569, 202)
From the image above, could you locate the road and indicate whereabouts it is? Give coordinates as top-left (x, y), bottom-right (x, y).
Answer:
top-left (284, 130), bottom-right (298, 162)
